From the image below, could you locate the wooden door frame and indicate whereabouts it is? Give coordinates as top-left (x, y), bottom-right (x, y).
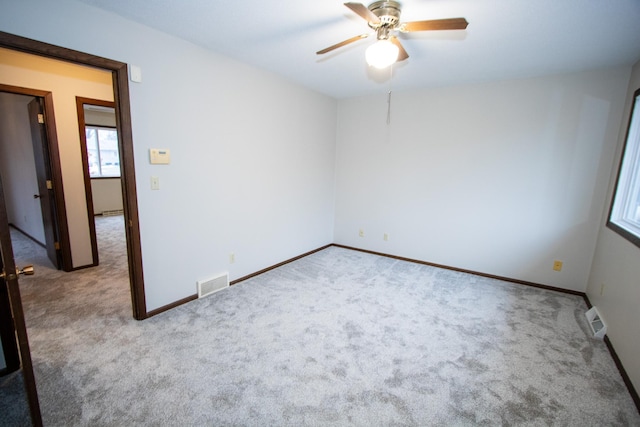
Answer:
top-left (0, 31), bottom-right (147, 320)
top-left (0, 86), bottom-right (71, 271)
top-left (75, 97), bottom-right (118, 268)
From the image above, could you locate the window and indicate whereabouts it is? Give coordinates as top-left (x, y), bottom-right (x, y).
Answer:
top-left (608, 88), bottom-right (640, 248)
top-left (85, 126), bottom-right (120, 177)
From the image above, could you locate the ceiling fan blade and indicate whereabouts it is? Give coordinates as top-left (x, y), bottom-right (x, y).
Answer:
top-left (389, 36), bottom-right (409, 62)
top-left (400, 17), bottom-right (468, 32)
top-left (316, 34), bottom-right (369, 55)
top-left (344, 2), bottom-right (381, 24)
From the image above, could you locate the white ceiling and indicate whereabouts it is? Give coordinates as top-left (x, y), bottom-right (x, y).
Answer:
top-left (76, 0), bottom-right (640, 99)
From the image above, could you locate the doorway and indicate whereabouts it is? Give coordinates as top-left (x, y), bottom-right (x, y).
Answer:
top-left (0, 91), bottom-right (64, 269)
top-left (0, 30), bottom-right (146, 320)
top-left (77, 98), bottom-right (126, 268)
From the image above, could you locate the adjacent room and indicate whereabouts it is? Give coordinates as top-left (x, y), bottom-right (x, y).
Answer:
top-left (0, 0), bottom-right (639, 424)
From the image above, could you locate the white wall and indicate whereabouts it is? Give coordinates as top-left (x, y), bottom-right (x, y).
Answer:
top-left (0, 93), bottom-right (46, 243)
top-left (0, 0), bottom-right (337, 311)
top-left (586, 59), bottom-right (640, 392)
top-left (90, 179), bottom-right (123, 215)
top-left (335, 69), bottom-right (630, 292)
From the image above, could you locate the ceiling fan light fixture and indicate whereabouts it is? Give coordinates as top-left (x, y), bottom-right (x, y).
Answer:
top-left (365, 39), bottom-right (399, 69)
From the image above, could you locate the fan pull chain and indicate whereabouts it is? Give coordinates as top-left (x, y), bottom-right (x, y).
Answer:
top-left (387, 90), bottom-right (392, 125)
top-left (386, 63), bottom-right (394, 126)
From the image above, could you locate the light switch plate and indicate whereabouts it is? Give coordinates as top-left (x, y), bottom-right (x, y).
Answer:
top-left (150, 148), bottom-right (170, 164)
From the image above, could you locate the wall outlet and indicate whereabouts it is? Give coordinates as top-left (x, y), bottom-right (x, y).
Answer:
top-left (553, 260), bottom-right (563, 272)
top-left (600, 283), bottom-right (605, 296)
top-left (359, 229), bottom-right (364, 237)
top-left (229, 253), bottom-right (235, 264)
top-left (384, 233), bottom-right (389, 241)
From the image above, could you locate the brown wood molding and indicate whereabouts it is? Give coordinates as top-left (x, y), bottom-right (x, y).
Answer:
top-left (332, 244), bottom-right (587, 296)
top-left (0, 84), bottom-right (71, 271)
top-left (42, 93), bottom-right (72, 271)
top-left (582, 295), bottom-right (640, 415)
top-left (0, 31), bottom-right (119, 70)
top-left (146, 294), bottom-right (198, 318)
top-left (0, 83), bottom-right (48, 97)
top-left (145, 245), bottom-right (334, 317)
top-left (343, 244), bottom-right (639, 415)
top-left (0, 31), bottom-right (147, 320)
top-left (604, 335), bottom-right (640, 415)
top-left (75, 96), bottom-right (117, 268)
top-left (111, 65), bottom-right (147, 321)
top-left (230, 245), bottom-right (333, 285)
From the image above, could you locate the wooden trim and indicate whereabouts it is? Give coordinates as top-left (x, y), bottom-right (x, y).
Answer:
top-left (146, 294), bottom-right (198, 318)
top-left (0, 279), bottom-right (21, 373)
top-left (603, 336), bottom-right (640, 415)
top-left (112, 65), bottom-right (147, 321)
top-left (332, 244), bottom-right (586, 297)
top-left (0, 84), bottom-right (71, 271)
top-left (343, 244), bottom-right (640, 414)
top-left (90, 176), bottom-right (121, 181)
top-left (0, 83), bottom-right (48, 97)
top-left (230, 245), bottom-right (333, 285)
top-left (0, 31), bottom-right (147, 319)
top-left (8, 224), bottom-right (46, 249)
top-left (75, 97), bottom-right (118, 267)
top-left (143, 245), bottom-right (333, 318)
top-left (42, 93), bottom-right (72, 271)
top-left (75, 97), bottom-right (107, 268)
top-left (582, 295), bottom-right (640, 415)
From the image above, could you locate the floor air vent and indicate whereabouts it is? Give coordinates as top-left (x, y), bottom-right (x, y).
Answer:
top-left (197, 273), bottom-right (229, 298)
top-left (102, 209), bottom-right (124, 216)
top-left (586, 306), bottom-right (607, 339)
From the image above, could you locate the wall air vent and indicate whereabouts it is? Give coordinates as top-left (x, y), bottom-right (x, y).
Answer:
top-left (197, 273), bottom-right (229, 299)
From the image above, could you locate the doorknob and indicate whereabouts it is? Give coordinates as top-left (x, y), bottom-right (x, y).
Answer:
top-left (0, 265), bottom-right (35, 280)
top-left (17, 265), bottom-right (35, 276)
top-left (33, 194), bottom-right (41, 199)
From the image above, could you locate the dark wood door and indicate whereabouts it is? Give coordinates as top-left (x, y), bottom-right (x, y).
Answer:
top-left (0, 241), bottom-right (20, 374)
top-left (0, 173), bottom-right (43, 426)
top-left (27, 98), bottom-right (61, 269)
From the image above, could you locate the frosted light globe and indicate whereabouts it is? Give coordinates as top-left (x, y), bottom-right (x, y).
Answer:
top-left (365, 40), bottom-right (399, 69)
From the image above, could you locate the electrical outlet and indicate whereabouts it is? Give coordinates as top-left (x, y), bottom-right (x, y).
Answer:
top-left (359, 229), bottom-right (364, 237)
top-left (600, 283), bottom-right (605, 296)
top-left (229, 253), bottom-right (235, 264)
top-left (553, 260), bottom-right (563, 272)
top-left (384, 233), bottom-right (389, 241)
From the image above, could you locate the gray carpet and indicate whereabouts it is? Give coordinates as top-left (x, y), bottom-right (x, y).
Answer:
top-left (5, 215), bottom-right (640, 426)
top-left (0, 370), bottom-right (30, 426)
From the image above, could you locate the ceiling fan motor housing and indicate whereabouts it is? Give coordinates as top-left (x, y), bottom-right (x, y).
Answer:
top-left (368, 1), bottom-right (402, 29)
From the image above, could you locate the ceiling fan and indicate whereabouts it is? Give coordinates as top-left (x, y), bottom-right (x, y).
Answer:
top-left (317, 1), bottom-right (468, 69)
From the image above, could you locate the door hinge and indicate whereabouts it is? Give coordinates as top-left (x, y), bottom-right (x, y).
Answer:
top-left (38, 113), bottom-right (45, 124)
top-left (46, 180), bottom-right (53, 190)
top-left (54, 242), bottom-right (60, 250)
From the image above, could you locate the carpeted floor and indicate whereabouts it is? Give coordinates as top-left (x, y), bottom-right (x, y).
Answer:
top-left (3, 215), bottom-right (640, 426)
